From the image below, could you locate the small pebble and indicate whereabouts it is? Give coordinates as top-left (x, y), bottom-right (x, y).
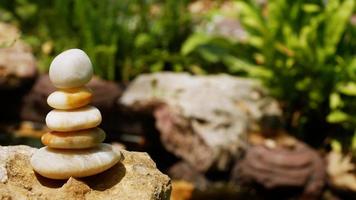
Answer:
top-left (41, 128), bottom-right (106, 149)
top-left (49, 49), bottom-right (93, 89)
top-left (47, 87), bottom-right (93, 110)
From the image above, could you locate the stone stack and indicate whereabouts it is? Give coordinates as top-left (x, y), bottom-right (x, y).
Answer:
top-left (31, 49), bottom-right (120, 179)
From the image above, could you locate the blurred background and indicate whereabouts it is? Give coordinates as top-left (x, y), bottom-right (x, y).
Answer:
top-left (0, 0), bottom-right (355, 199)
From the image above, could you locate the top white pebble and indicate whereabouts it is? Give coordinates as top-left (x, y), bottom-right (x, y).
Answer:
top-left (49, 49), bottom-right (93, 89)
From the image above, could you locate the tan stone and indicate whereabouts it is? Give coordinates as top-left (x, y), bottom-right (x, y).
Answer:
top-left (0, 145), bottom-right (171, 200)
top-left (31, 144), bottom-right (120, 179)
top-left (42, 128), bottom-right (106, 149)
top-left (46, 106), bottom-right (102, 132)
top-left (47, 87), bottom-right (93, 110)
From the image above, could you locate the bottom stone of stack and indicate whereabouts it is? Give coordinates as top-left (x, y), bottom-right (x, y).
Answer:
top-left (41, 128), bottom-right (106, 149)
top-left (31, 143), bottom-right (120, 179)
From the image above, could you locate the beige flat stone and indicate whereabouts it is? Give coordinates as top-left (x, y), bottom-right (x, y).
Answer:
top-left (49, 49), bottom-right (93, 89)
top-left (31, 144), bottom-right (120, 179)
top-left (47, 87), bottom-right (93, 110)
top-left (42, 128), bottom-right (106, 149)
top-left (46, 106), bottom-right (101, 132)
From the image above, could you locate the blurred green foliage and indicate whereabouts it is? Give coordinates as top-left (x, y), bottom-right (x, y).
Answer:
top-left (0, 0), bottom-right (191, 81)
top-left (0, 0), bottom-right (356, 147)
top-left (233, 0), bottom-right (356, 145)
top-left (183, 0), bottom-right (356, 145)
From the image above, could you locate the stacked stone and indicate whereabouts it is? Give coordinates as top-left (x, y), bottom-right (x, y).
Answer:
top-left (31, 49), bottom-right (120, 179)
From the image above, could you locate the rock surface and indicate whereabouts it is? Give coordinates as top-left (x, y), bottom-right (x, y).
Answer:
top-left (232, 139), bottom-right (325, 199)
top-left (0, 145), bottom-right (171, 200)
top-left (120, 72), bottom-right (281, 172)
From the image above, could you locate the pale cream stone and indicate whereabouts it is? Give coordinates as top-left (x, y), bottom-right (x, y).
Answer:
top-left (49, 49), bottom-right (93, 89)
top-left (46, 106), bottom-right (101, 132)
top-left (31, 144), bottom-right (121, 179)
top-left (42, 128), bottom-right (106, 149)
top-left (47, 87), bottom-right (93, 110)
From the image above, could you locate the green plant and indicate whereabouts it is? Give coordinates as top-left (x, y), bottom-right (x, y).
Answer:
top-left (232, 0), bottom-right (355, 144)
top-left (180, 0), bottom-right (356, 145)
top-left (0, 0), bottom-right (192, 81)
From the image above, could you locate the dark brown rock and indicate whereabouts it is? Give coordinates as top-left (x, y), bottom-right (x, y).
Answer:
top-left (232, 141), bottom-right (326, 199)
top-left (154, 105), bottom-right (215, 172)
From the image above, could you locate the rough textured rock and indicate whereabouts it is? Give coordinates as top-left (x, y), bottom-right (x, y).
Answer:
top-left (119, 72), bottom-right (281, 172)
top-left (0, 145), bottom-right (171, 200)
top-left (232, 139), bottom-right (326, 199)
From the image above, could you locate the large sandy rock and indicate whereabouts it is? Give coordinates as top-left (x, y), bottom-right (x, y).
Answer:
top-left (0, 145), bottom-right (171, 200)
top-left (119, 72), bottom-right (281, 172)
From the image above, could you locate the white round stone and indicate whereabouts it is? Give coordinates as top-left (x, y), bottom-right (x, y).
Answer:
top-left (31, 144), bottom-right (121, 179)
top-left (46, 106), bottom-right (102, 132)
top-left (49, 49), bottom-right (93, 89)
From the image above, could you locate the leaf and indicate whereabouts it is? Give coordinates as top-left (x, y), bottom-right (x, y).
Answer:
top-left (223, 55), bottom-right (272, 78)
top-left (324, 0), bottom-right (355, 57)
top-left (134, 33), bottom-right (153, 49)
top-left (330, 93), bottom-right (343, 109)
top-left (352, 132), bottom-right (356, 152)
top-left (197, 44), bottom-right (230, 63)
top-left (337, 82), bottom-right (356, 96)
top-left (15, 2), bottom-right (38, 19)
top-left (150, 61), bottom-right (164, 72)
top-left (346, 58), bottom-right (356, 79)
top-left (235, 1), bottom-right (265, 33)
top-left (327, 110), bottom-right (349, 123)
top-left (331, 139), bottom-right (342, 153)
top-left (296, 77), bottom-right (312, 91)
top-left (302, 4), bottom-right (320, 13)
top-left (181, 34), bottom-right (210, 55)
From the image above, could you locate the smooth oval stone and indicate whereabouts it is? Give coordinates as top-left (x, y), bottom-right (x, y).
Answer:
top-left (49, 49), bottom-right (93, 89)
top-left (42, 128), bottom-right (106, 149)
top-left (31, 143), bottom-right (121, 179)
top-left (47, 87), bottom-right (93, 110)
top-left (46, 106), bottom-right (102, 132)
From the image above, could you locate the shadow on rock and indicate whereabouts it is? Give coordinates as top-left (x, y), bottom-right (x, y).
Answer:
top-left (35, 173), bottom-right (66, 188)
top-left (81, 162), bottom-right (126, 191)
